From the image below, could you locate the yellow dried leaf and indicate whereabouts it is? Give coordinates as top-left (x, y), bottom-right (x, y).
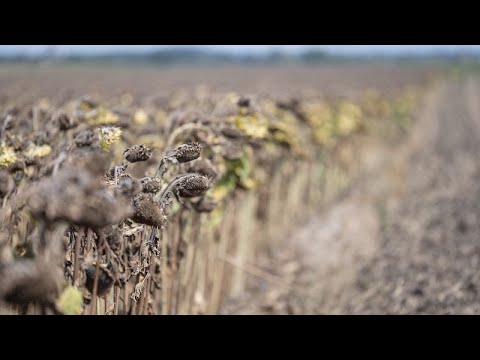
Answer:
top-left (87, 107), bottom-right (119, 125)
top-left (56, 285), bottom-right (83, 315)
top-left (134, 109), bottom-right (149, 125)
top-left (232, 114), bottom-right (269, 139)
top-left (0, 146), bottom-right (17, 167)
top-left (208, 207), bottom-right (224, 229)
top-left (24, 144), bottom-right (52, 159)
top-left (155, 110), bottom-right (168, 125)
top-left (99, 126), bottom-right (122, 151)
top-left (137, 134), bottom-right (163, 150)
top-left (36, 98), bottom-right (50, 111)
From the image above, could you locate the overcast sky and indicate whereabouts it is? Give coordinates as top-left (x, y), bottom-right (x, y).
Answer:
top-left (1, 45), bottom-right (480, 56)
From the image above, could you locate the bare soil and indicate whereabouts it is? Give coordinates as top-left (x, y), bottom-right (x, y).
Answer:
top-left (0, 64), bottom-right (434, 101)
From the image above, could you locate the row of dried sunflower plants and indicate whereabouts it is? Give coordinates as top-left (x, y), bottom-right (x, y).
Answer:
top-left (0, 82), bottom-right (431, 315)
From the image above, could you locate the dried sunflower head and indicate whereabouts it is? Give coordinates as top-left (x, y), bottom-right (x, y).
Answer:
top-left (141, 177), bottom-right (162, 194)
top-left (74, 129), bottom-right (100, 148)
top-left (55, 112), bottom-right (78, 131)
top-left (0, 258), bottom-right (63, 308)
top-left (117, 174), bottom-right (142, 198)
top-left (27, 163), bottom-right (132, 227)
top-left (84, 264), bottom-right (114, 297)
top-left (178, 174), bottom-right (212, 198)
top-left (131, 193), bottom-right (167, 228)
top-left (123, 144), bottom-right (152, 163)
top-left (167, 142), bottom-right (202, 164)
top-left (237, 97), bottom-right (251, 108)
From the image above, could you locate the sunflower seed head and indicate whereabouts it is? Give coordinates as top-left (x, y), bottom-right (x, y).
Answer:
top-left (237, 97), bottom-right (250, 108)
top-left (123, 144), bottom-right (152, 163)
top-left (117, 174), bottom-right (142, 198)
top-left (178, 174), bottom-right (212, 198)
top-left (141, 177), bottom-right (162, 194)
top-left (85, 265), bottom-right (114, 296)
top-left (131, 193), bottom-right (167, 228)
top-left (27, 162), bottom-right (132, 227)
top-left (170, 142), bottom-right (202, 164)
top-left (0, 259), bottom-right (63, 307)
top-left (74, 129), bottom-right (100, 148)
top-left (55, 112), bottom-right (78, 131)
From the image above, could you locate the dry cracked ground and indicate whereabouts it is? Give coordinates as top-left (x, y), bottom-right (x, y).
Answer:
top-left (223, 77), bottom-right (480, 315)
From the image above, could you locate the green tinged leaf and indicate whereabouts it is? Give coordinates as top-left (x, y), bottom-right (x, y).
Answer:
top-left (56, 285), bottom-right (83, 315)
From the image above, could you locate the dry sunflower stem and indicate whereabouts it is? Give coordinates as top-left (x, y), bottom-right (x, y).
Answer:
top-left (0, 170), bottom-right (14, 198)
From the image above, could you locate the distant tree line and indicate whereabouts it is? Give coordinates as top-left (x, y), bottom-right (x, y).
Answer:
top-left (1, 48), bottom-right (480, 65)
